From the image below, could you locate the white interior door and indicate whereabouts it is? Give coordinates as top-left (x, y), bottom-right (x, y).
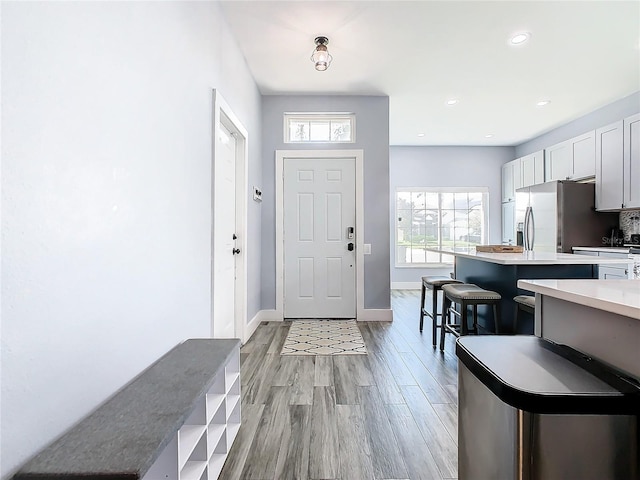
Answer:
top-left (283, 158), bottom-right (356, 318)
top-left (213, 121), bottom-right (238, 337)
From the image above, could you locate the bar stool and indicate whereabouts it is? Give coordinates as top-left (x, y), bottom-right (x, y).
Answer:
top-left (513, 295), bottom-right (535, 333)
top-left (419, 276), bottom-right (463, 346)
top-left (440, 283), bottom-right (501, 351)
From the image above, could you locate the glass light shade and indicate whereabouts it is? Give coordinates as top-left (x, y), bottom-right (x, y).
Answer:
top-left (311, 44), bottom-right (332, 71)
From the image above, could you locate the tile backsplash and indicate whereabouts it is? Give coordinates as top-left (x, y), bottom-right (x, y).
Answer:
top-left (620, 210), bottom-right (640, 241)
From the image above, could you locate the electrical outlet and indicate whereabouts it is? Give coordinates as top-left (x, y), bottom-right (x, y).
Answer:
top-left (253, 186), bottom-right (263, 202)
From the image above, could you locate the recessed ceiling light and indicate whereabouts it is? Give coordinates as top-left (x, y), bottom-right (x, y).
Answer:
top-left (485, 134), bottom-right (494, 138)
top-left (417, 133), bottom-right (425, 137)
top-left (536, 100), bottom-right (550, 107)
top-left (510, 32), bottom-right (530, 45)
top-left (446, 98), bottom-right (458, 106)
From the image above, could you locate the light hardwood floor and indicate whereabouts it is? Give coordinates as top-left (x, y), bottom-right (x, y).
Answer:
top-left (219, 289), bottom-right (459, 480)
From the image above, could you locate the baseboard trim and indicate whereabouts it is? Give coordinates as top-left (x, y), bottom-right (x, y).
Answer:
top-left (244, 309), bottom-right (281, 343)
top-left (246, 307), bottom-right (394, 339)
top-left (357, 308), bottom-right (393, 322)
top-left (391, 282), bottom-right (421, 290)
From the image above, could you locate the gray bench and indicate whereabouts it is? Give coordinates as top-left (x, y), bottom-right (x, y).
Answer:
top-left (14, 338), bottom-right (241, 480)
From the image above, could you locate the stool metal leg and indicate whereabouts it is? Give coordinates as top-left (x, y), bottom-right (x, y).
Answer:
top-left (419, 282), bottom-right (426, 332)
top-left (461, 301), bottom-right (469, 335)
top-left (431, 286), bottom-right (438, 346)
top-left (440, 295), bottom-right (451, 352)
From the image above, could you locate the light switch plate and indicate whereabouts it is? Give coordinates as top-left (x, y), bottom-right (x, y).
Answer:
top-left (363, 244), bottom-right (371, 255)
top-left (253, 186), bottom-right (262, 202)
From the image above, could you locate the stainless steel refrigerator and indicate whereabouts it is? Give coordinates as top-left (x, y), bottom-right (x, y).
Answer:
top-left (515, 181), bottom-right (618, 253)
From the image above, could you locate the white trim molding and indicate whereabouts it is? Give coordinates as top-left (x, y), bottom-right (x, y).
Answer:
top-left (212, 89), bottom-right (249, 343)
top-left (275, 149), bottom-right (365, 321)
top-left (244, 310), bottom-right (279, 344)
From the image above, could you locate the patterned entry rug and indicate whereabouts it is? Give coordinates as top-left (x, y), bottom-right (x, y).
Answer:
top-left (280, 319), bottom-right (368, 355)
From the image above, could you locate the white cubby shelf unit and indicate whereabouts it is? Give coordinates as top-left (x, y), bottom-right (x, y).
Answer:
top-left (144, 348), bottom-right (241, 480)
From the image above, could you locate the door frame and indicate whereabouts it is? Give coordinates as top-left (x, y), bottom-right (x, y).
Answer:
top-left (212, 90), bottom-right (248, 342)
top-left (275, 149), bottom-right (365, 320)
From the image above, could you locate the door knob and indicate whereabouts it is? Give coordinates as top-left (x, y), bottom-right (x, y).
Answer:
top-left (232, 248), bottom-right (241, 255)
top-left (347, 243), bottom-right (354, 251)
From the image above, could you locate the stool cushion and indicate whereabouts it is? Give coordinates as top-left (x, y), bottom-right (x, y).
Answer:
top-left (514, 295), bottom-right (536, 308)
top-left (421, 276), bottom-right (463, 288)
top-left (442, 283), bottom-right (501, 301)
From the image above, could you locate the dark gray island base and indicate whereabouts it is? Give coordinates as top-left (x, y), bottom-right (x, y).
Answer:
top-left (454, 256), bottom-right (597, 334)
top-left (14, 338), bottom-right (241, 480)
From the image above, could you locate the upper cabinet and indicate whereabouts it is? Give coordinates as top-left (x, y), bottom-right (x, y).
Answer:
top-left (502, 150), bottom-right (544, 202)
top-left (596, 113), bottom-right (640, 211)
top-left (545, 141), bottom-right (571, 181)
top-left (521, 150), bottom-right (544, 187)
top-left (545, 131), bottom-right (596, 182)
top-left (595, 120), bottom-right (623, 210)
top-left (501, 158), bottom-right (522, 202)
top-left (571, 131), bottom-right (597, 179)
top-left (624, 113), bottom-right (640, 209)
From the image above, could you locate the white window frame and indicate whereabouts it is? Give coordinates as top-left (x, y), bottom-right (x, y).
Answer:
top-left (283, 112), bottom-right (356, 144)
top-left (395, 186), bottom-right (489, 267)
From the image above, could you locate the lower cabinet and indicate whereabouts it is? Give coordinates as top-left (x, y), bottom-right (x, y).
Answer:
top-left (573, 250), bottom-right (631, 279)
top-left (144, 349), bottom-right (241, 480)
top-left (598, 265), bottom-right (629, 280)
top-left (598, 251), bottom-right (631, 280)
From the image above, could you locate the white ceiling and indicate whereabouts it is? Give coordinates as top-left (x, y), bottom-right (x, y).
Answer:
top-left (219, 0), bottom-right (640, 147)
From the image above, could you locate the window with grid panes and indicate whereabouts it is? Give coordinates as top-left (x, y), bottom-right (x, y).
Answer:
top-left (395, 188), bottom-right (489, 266)
top-left (284, 113), bottom-right (355, 143)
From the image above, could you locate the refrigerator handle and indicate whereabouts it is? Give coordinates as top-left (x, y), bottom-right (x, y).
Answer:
top-left (524, 206), bottom-right (535, 251)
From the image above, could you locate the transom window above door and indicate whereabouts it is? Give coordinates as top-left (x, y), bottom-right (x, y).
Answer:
top-left (395, 188), bottom-right (489, 266)
top-left (284, 113), bottom-right (355, 143)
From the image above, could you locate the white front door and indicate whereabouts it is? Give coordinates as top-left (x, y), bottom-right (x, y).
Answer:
top-left (213, 121), bottom-right (238, 337)
top-left (283, 158), bottom-right (356, 318)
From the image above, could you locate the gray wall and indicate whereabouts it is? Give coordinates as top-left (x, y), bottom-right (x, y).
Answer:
top-left (261, 96), bottom-right (390, 310)
top-left (516, 91), bottom-right (640, 157)
top-left (389, 146), bottom-right (516, 283)
top-left (1, 2), bottom-right (261, 476)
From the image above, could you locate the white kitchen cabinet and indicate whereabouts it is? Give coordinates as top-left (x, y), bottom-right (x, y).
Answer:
top-left (571, 249), bottom-right (631, 279)
top-left (521, 150), bottom-right (544, 187)
top-left (571, 131), bottom-right (596, 180)
top-left (501, 200), bottom-right (515, 245)
top-left (598, 251), bottom-right (632, 279)
top-left (502, 163), bottom-right (513, 203)
top-left (545, 131), bottom-right (596, 182)
top-left (545, 140), bottom-right (571, 181)
top-left (596, 113), bottom-right (640, 211)
top-left (501, 159), bottom-right (522, 203)
top-left (624, 113), bottom-right (640, 209)
top-left (595, 120), bottom-right (624, 210)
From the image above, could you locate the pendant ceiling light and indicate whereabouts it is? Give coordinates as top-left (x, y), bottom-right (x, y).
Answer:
top-left (311, 36), bottom-right (332, 71)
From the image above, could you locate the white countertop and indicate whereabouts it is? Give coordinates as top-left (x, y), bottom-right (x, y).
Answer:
top-left (433, 248), bottom-right (633, 265)
top-left (518, 279), bottom-right (640, 320)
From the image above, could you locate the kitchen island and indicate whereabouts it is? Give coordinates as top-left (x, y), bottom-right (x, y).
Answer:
top-left (440, 248), bottom-right (633, 334)
top-left (518, 279), bottom-right (640, 380)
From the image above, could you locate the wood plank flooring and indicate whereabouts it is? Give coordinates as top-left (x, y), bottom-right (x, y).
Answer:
top-left (219, 289), bottom-right (459, 480)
